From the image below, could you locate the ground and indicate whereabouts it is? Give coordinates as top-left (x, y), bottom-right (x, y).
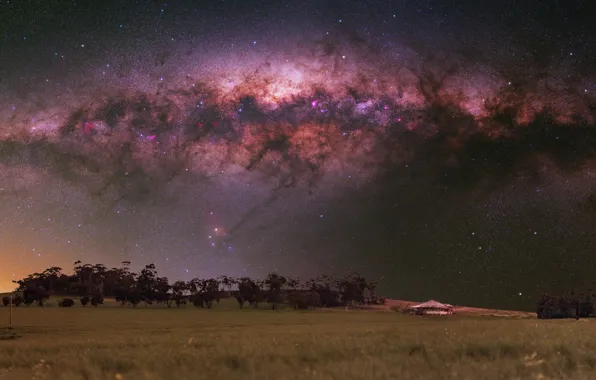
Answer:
top-left (0, 297), bottom-right (594, 380)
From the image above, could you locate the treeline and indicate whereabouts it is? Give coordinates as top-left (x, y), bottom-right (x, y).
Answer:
top-left (3, 261), bottom-right (386, 310)
top-left (537, 291), bottom-right (596, 319)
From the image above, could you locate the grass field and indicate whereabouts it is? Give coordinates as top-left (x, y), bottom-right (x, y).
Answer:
top-left (0, 297), bottom-right (595, 380)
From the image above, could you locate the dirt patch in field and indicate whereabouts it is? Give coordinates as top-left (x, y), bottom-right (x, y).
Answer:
top-left (0, 328), bottom-right (21, 340)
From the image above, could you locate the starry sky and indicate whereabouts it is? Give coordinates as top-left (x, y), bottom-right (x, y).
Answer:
top-left (1, 0), bottom-right (595, 310)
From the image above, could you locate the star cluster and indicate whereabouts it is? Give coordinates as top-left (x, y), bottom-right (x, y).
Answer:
top-left (1, 0), bottom-right (595, 309)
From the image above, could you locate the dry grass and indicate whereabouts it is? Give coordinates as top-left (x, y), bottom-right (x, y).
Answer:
top-left (0, 297), bottom-right (595, 379)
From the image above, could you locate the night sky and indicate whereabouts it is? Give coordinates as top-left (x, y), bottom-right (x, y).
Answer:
top-left (1, 0), bottom-right (595, 310)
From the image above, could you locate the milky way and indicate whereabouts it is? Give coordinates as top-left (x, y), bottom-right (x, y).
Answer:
top-left (1, 0), bottom-right (595, 309)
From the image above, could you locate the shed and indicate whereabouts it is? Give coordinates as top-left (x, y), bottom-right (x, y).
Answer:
top-left (409, 300), bottom-right (454, 315)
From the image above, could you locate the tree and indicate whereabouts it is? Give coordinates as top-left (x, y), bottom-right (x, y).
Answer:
top-left (218, 275), bottom-right (236, 295)
top-left (337, 272), bottom-right (371, 310)
top-left (306, 274), bottom-right (341, 307)
top-left (137, 263), bottom-right (159, 298)
top-left (153, 276), bottom-right (171, 303)
top-left (40, 267), bottom-right (63, 293)
top-left (170, 280), bottom-right (189, 308)
top-left (264, 273), bottom-right (287, 310)
top-left (235, 277), bottom-right (263, 309)
top-left (286, 277), bottom-right (301, 290)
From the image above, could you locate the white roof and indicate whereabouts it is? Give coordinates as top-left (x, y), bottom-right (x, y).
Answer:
top-left (409, 300), bottom-right (453, 309)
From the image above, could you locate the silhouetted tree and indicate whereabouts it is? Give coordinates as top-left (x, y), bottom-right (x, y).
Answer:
top-left (11, 261), bottom-right (385, 311)
top-left (235, 277), bottom-right (264, 308)
top-left (218, 275), bottom-right (236, 295)
top-left (170, 280), bottom-right (189, 308)
top-left (264, 273), bottom-right (286, 310)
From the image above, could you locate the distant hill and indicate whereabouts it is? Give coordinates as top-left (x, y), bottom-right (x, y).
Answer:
top-left (0, 292), bottom-right (533, 317)
top-left (378, 299), bottom-right (533, 317)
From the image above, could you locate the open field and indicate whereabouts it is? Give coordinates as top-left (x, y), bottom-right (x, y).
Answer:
top-left (0, 297), bottom-right (595, 380)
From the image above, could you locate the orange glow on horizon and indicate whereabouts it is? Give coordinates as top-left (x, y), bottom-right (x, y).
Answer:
top-left (0, 243), bottom-right (75, 294)
top-left (0, 279), bottom-right (15, 293)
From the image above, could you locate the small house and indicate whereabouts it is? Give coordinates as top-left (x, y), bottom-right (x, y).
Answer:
top-left (409, 300), bottom-right (454, 315)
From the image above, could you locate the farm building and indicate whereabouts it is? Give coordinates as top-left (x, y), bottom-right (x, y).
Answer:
top-left (408, 300), bottom-right (454, 315)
